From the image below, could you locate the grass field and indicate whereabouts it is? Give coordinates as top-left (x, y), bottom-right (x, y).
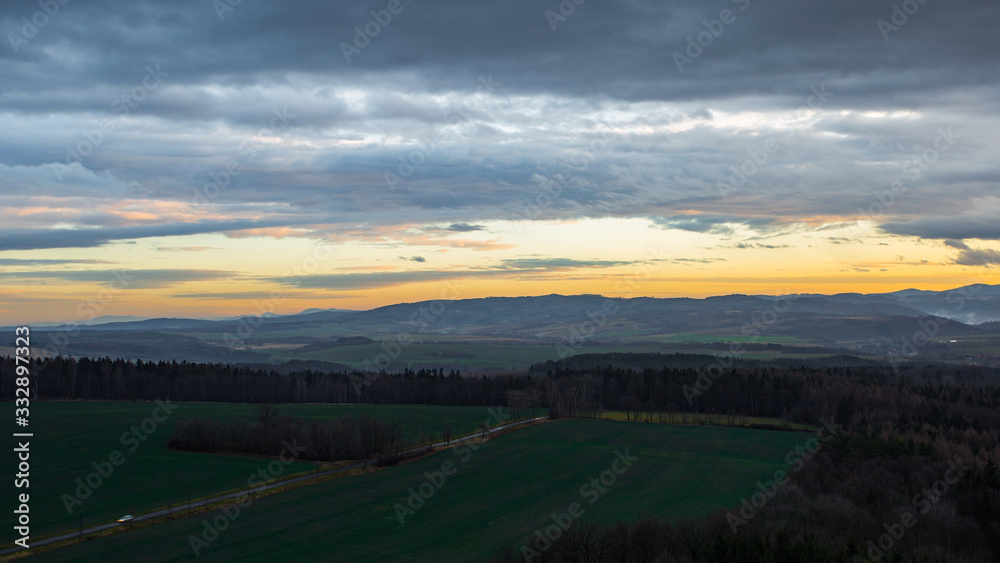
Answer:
top-left (1, 402), bottom-right (509, 540)
top-left (637, 333), bottom-right (809, 344)
top-left (596, 410), bottom-right (819, 431)
top-left (30, 419), bottom-right (809, 562)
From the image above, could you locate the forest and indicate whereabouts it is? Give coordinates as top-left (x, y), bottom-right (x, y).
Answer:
top-left (4, 353), bottom-right (999, 560)
top-left (167, 405), bottom-right (405, 463)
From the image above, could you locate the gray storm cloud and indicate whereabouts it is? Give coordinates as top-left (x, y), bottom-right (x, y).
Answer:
top-left (0, 0), bottom-right (998, 249)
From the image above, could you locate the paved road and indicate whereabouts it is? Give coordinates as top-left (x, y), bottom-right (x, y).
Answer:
top-left (1, 416), bottom-right (546, 555)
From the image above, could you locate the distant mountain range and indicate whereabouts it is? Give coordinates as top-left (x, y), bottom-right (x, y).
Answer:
top-left (804, 284), bottom-right (1000, 325)
top-left (10, 284), bottom-right (1000, 334)
top-left (23, 308), bottom-right (359, 328)
top-left (27, 315), bottom-right (151, 328)
top-left (7, 285), bottom-right (1000, 365)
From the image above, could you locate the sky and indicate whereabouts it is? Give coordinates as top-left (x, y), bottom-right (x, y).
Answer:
top-left (1, 0), bottom-right (999, 323)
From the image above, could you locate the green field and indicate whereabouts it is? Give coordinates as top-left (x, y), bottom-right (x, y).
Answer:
top-left (635, 333), bottom-right (808, 344)
top-left (1, 402), bottom-right (508, 540)
top-left (30, 419), bottom-right (808, 562)
top-left (596, 410), bottom-right (818, 431)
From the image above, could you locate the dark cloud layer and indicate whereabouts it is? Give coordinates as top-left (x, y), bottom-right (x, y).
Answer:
top-left (0, 220), bottom-right (308, 250)
top-left (0, 0), bottom-right (998, 253)
top-left (954, 248), bottom-right (1000, 267)
top-left (881, 214), bottom-right (1000, 241)
top-left (0, 258), bottom-right (113, 266)
top-left (2, 0), bottom-right (997, 106)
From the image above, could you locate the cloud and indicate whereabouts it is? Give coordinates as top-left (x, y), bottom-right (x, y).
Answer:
top-left (944, 239), bottom-right (969, 250)
top-left (734, 243), bottom-right (792, 249)
top-left (383, 235), bottom-right (516, 252)
top-left (273, 270), bottom-right (462, 290)
top-left (495, 258), bottom-right (638, 270)
top-left (0, 269), bottom-right (235, 289)
top-left (171, 291), bottom-right (338, 300)
top-left (444, 223), bottom-right (486, 232)
top-left (0, 220), bottom-right (309, 251)
top-left (651, 214), bottom-right (781, 236)
top-left (0, 0), bottom-right (997, 298)
top-left (225, 227), bottom-right (321, 240)
top-left (156, 246), bottom-right (224, 252)
top-left (672, 258), bottom-right (727, 263)
top-left (0, 259), bottom-right (114, 266)
top-left (0, 162), bottom-right (135, 199)
top-left (953, 248), bottom-right (1000, 267)
top-left (881, 212), bottom-right (1000, 241)
top-left (2, 0), bottom-right (998, 109)
top-left (271, 256), bottom-right (640, 290)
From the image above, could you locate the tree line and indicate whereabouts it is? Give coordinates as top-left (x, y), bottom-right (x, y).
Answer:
top-left (4, 353), bottom-right (999, 559)
top-left (167, 405), bottom-right (405, 463)
top-left (4, 356), bottom-right (1000, 442)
